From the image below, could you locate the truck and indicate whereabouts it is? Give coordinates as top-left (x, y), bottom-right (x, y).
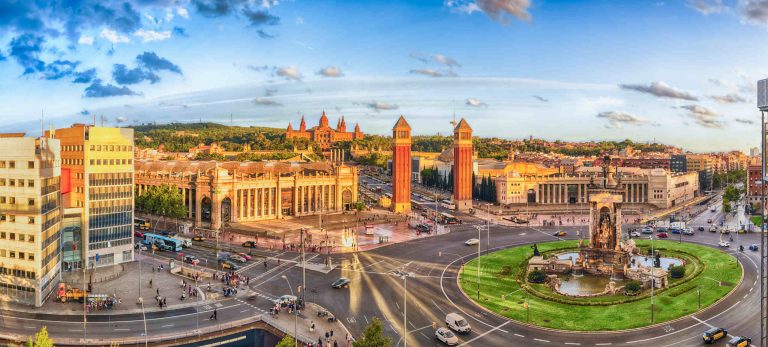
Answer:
top-left (174, 236), bottom-right (193, 247)
top-left (56, 283), bottom-right (88, 303)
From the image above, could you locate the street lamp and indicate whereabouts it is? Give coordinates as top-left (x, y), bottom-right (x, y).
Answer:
top-left (281, 275), bottom-right (298, 347)
top-left (649, 234), bottom-right (655, 323)
top-left (399, 272), bottom-right (414, 347)
top-left (473, 224), bottom-right (483, 299)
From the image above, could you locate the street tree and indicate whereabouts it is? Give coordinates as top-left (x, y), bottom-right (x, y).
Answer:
top-left (275, 335), bottom-right (295, 347)
top-left (136, 184), bottom-right (188, 231)
top-left (353, 317), bottom-right (392, 347)
top-left (25, 326), bottom-right (54, 347)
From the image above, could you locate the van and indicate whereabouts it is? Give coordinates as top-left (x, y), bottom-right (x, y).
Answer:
top-left (702, 327), bottom-right (727, 344)
top-left (445, 313), bottom-right (471, 334)
top-left (175, 236), bottom-right (192, 247)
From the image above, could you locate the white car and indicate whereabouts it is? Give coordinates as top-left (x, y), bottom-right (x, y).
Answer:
top-left (465, 238), bottom-right (479, 246)
top-left (435, 327), bottom-right (459, 345)
top-left (630, 231), bottom-right (641, 237)
top-left (274, 295), bottom-right (297, 305)
top-left (718, 241), bottom-right (730, 248)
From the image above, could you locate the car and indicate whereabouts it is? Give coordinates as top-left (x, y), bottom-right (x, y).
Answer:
top-left (553, 231), bottom-right (567, 237)
top-left (184, 256), bottom-right (199, 265)
top-left (193, 235), bottom-right (206, 241)
top-left (229, 255), bottom-right (246, 263)
top-left (445, 313), bottom-right (471, 333)
top-left (274, 295), bottom-right (297, 305)
top-left (656, 232), bottom-right (669, 238)
top-left (718, 241), bottom-right (730, 247)
top-left (630, 231), bottom-right (641, 237)
top-left (134, 242), bottom-right (148, 251)
top-left (749, 244), bottom-right (759, 251)
top-left (669, 228), bottom-right (681, 234)
top-left (237, 252), bottom-right (252, 261)
top-left (416, 224), bottom-right (431, 233)
top-left (242, 241), bottom-right (257, 248)
top-left (331, 277), bottom-right (350, 288)
top-left (721, 228), bottom-right (731, 235)
top-left (683, 228), bottom-right (694, 235)
top-left (435, 327), bottom-right (459, 345)
top-left (726, 336), bottom-right (751, 347)
top-left (641, 228), bottom-right (654, 235)
top-left (698, 226), bottom-right (705, 231)
top-left (134, 231), bottom-right (144, 238)
top-left (703, 327), bottom-right (728, 344)
top-left (465, 238), bottom-right (479, 246)
top-left (220, 260), bottom-right (240, 270)
top-left (656, 227), bottom-right (668, 232)
top-left (709, 226), bottom-right (718, 232)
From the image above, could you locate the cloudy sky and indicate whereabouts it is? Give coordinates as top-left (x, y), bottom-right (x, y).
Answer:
top-left (0, 0), bottom-right (767, 152)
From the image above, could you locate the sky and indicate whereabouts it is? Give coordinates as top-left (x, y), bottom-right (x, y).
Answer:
top-left (0, 0), bottom-right (767, 153)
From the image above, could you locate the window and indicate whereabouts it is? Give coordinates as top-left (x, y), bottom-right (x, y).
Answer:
top-left (27, 180), bottom-right (33, 187)
top-left (0, 232), bottom-right (5, 238)
top-left (9, 197), bottom-right (14, 204)
top-left (0, 216), bottom-right (4, 222)
top-left (0, 197), bottom-right (5, 204)
top-left (0, 179), bottom-right (4, 186)
top-left (9, 215), bottom-right (15, 222)
top-left (27, 161), bottom-right (34, 169)
top-left (28, 254), bottom-right (33, 261)
top-left (9, 233), bottom-right (14, 240)
top-left (18, 234), bottom-right (24, 241)
top-left (8, 179), bottom-right (14, 187)
top-left (0, 161), bottom-right (4, 168)
top-left (28, 235), bottom-right (34, 242)
top-left (27, 217), bottom-right (34, 224)
top-left (18, 180), bottom-right (23, 187)
top-left (9, 251), bottom-right (15, 259)
top-left (90, 159), bottom-right (94, 165)
top-left (18, 252), bottom-right (24, 259)
top-left (27, 198), bottom-right (34, 206)
top-left (8, 161), bottom-right (14, 169)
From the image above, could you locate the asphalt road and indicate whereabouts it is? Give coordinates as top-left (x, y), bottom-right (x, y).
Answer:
top-left (0, 202), bottom-right (763, 346)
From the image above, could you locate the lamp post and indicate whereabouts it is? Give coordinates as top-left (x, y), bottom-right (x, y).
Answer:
top-left (473, 224), bottom-right (483, 299)
top-left (400, 272), bottom-right (414, 347)
top-left (281, 275), bottom-right (298, 347)
top-left (650, 234), bottom-right (655, 323)
top-left (486, 203), bottom-right (491, 255)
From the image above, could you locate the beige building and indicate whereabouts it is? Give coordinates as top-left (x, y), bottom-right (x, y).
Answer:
top-left (134, 160), bottom-right (359, 230)
top-left (0, 134), bottom-right (62, 306)
top-left (495, 167), bottom-right (698, 209)
top-left (52, 124), bottom-right (135, 269)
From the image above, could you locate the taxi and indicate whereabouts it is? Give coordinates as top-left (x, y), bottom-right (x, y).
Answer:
top-left (702, 327), bottom-right (727, 344)
top-left (726, 336), bottom-right (751, 347)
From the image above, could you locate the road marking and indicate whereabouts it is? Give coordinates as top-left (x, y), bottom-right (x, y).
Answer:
top-left (744, 293), bottom-right (748, 299)
top-left (161, 324), bottom-right (174, 328)
top-left (690, 316), bottom-right (714, 328)
top-left (24, 326), bottom-right (35, 329)
top-left (364, 315), bottom-right (369, 324)
top-left (595, 343), bottom-right (612, 346)
top-left (564, 343), bottom-right (581, 346)
top-left (457, 321), bottom-right (509, 346)
top-left (240, 309), bottom-right (250, 313)
top-left (534, 338), bottom-right (550, 342)
top-left (68, 329), bottom-right (83, 332)
top-left (114, 328), bottom-right (130, 331)
top-left (514, 333), bottom-right (524, 338)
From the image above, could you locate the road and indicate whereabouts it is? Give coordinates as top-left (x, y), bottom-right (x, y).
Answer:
top-left (1, 217), bottom-right (762, 346)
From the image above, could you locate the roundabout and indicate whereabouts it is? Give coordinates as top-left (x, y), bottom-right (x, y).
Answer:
top-left (457, 240), bottom-right (743, 331)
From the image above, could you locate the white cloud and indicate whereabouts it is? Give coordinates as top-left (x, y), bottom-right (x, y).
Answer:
top-left (680, 104), bottom-right (724, 128)
top-left (465, 97), bottom-right (487, 107)
top-left (317, 66), bottom-right (343, 77)
top-left (275, 66), bottom-right (302, 81)
top-left (687, 0), bottom-right (727, 15)
top-left (410, 69), bottom-right (457, 77)
top-left (619, 81), bottom-right (698, 101)
top-left (177, 7), bottom-right (190, 19)
top-left (164, 8), bottom-right (175, 22)
top-left (78, 35), bottom-right (94, 45)
top-left (445, 0), bottom-right (532, 24)
top-left (295, 17), bottom-right (304, 25)
top-left (596, 111), bottom-right (656, 129)
top-left (134, 29), bottom-right (172, 42)
top-left (100, 29), bottom-right (131, 44)
top-left (433, 54), bottom-right (461, 68)
top-left (115, 116), bottom-right (128, 123)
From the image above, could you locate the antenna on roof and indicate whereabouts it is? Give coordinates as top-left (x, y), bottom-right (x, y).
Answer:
top-left (40, 109), bottom-right (44, 138)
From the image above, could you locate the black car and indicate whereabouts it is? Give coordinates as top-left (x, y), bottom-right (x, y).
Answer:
top-left (415, 224), bottom-right (430, 233)
top-left (331, 277), bottom-right (350, 288)
top-left (698, 226), bottom-right (705, 231)
top-left (242, 241), bottom-right (257, 248)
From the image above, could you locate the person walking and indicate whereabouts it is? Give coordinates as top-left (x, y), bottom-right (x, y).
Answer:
top-left (210, 308), bottom-right (217, 320)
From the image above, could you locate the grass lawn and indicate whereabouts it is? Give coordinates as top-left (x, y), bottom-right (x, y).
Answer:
top-left (459, 240), bottom-right (742, 331)
top-left (751, 215), bottom-right (762, 227)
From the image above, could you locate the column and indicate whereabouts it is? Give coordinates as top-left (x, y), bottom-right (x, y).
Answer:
top-left (187, 188), bottom-right (193, 218)
top-left (246, 189), bottom-right (252, 219)
top-left (261, 188), bottom-right (266, 217)
top-left (276, 179), bottom-right (282, 219)
top-left (293, 183), bottom-right (299, 216)
top-left (268, 187), bottom-right (273, 217)
top-left (238, 189), bottom-right (243, 220)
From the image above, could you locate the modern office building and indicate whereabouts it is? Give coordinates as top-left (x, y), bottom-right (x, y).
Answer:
top-left (52, 124), bottom-right (135, 270)
top-left (0, 134), bottom-right (62, 306)
top-left (685, 154), bottom-right (713, 192)
top-left (670, 155), bottom-right (687, 173)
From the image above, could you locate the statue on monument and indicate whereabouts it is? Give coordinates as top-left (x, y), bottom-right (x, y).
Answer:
top-left (532, 244), bottom-right (540, 257)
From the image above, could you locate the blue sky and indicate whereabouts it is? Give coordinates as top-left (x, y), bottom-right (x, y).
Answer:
top-left (0, 0), bottom-right (767, 152)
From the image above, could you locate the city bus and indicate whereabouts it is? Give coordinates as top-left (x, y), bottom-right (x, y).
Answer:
top-left (440, 199), bottom-right (456, 210)
top-left (440, 212), bottom-right (459, 224)
top-left (134, 218), bottom-right (151, 231)
top-left (143, 233), bottom-right (183, 252)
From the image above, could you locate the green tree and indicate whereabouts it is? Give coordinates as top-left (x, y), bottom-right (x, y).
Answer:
top-left (136, 184), bottom-right (189, 230)
top-left (722, 197), bottom-right (732, 214)
top-left (275, 334), bottom-right (295, 347)
top-left (625, 280), bottom-right (642, 295)
top-left (353, 317), bottom-right (392, 347)
top-left (26, 326), bottom-right (54, 347)
top-left (527, 269), bottom-right (546, 283)
top-left (669, 265), bottom-right (685, 279)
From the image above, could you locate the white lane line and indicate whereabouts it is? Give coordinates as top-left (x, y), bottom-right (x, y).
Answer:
top-left (457, 321), bottom-right (509, 346)
top-left (564, 343), bottom-right (581, 346)
top-left (514, 333), bottom-right (525, 338)
top-left (690, 316), bottom-right (714, 329)
top-left (743, 293), bottom-right (748, 299)
top-left (240, 309), bottom-right (249, 313)
top-left (534, 338), bottom-right (551, 342)
top-left (595, 343), bottom-right (612, 346)
top-left (161, 324), bottom-right (174, 328)
top-left (114, 328), bottom-right (130, 331)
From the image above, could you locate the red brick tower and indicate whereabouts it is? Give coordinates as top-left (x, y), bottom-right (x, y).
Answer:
top-left (392, 116), bottom-right (412, 213)
top-left (453, 118), bottom-right (473, 211)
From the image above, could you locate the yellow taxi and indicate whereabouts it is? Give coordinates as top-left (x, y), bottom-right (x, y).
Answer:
top-left (702, 327), bottom-right (727, 344)
top-left (726, 336), bottom-right (751, 347)
top-left (193, 235), bottom-right (206, 241)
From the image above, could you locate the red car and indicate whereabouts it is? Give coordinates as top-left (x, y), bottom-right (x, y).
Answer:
top-left (134, 231), bottom-right (144, 238)
top-left (656, 232), bottom-right (669, 238)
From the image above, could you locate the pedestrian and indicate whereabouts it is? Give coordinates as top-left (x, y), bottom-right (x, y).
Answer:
top-left (310, 321), bottom-right (315, 332)
top-left (264, 261), bottom-right (267, 269)
top-left (149, 279), bottom-right (153, 288)
top-left (163, 297), bottom-right (167, 307)
top-left (330, 330), bottom-right (333, 338)
top-left (156, 288), bottom-right (159, 296)
top-left (210, 308), bottom-right (217, 320)
top-left (333, 340), bottom-right (338, 347)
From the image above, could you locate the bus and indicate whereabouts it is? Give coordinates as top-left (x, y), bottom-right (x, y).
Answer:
top-left (440, 212), bottom-right (459, 224)
top-left (134, 218), bottom-right (151, 231)
top-left (440, 200), bottom-right (456, 210)
top-left (143, 233), bottom-right (183, 252)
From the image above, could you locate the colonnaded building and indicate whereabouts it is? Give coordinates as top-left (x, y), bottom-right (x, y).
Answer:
top-left (285, 111), bottom-right (363, 149)
top-left (134, 160), bottom-right (359, 230)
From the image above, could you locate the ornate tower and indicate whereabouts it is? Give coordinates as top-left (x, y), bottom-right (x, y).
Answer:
top-left (453, 118), bottom-right (473, 211)
top-left (286, 122), bottom-right (294, 138)
top-left (319, 111), bottom-right (329, 128)
top-left (354, 123), bottom-right (363, 139)
top-left (299, 116), bottom-right (307, 132)
top-left (391, 116), bottom-right (412, 213)
top-left (339, 116), bottom-right (347, 132)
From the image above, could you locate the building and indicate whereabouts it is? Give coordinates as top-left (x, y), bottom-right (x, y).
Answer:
top-left (621, 158), bottom-right (671, 170)
top-left (52, 124), bottom-right (135, 270)
top-left (286, 112), bottom-right (363, 149)
top-left (685, 154), bottom-right (713, 192)
top-left (453, 119), bottom-right (473, 211)
top-left (0, 134), bottom-right (62, 306)
top-left (391, 116), bottom-right (411, 213)
top-left (747, 164), bottom-right (763, 207)
top-left (135, 160), bottom-right (358, 230)
top-left (670, 155), bottom-right (686, 173)
top-left (494, 166), bottom-right (699, 209)
top-left (750, 147), bottom-right (760, 157)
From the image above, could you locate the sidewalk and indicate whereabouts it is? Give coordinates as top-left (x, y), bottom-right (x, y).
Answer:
top-left (263, 302), bottom-right (354, 346)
